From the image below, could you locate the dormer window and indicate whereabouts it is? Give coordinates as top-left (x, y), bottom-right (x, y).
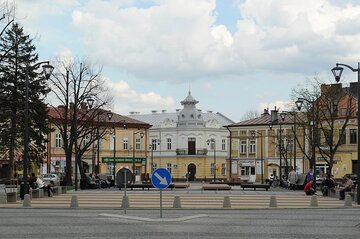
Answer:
top-left (190, 114), bottom-right (194, 118)
top-left (198, 114), bottom-right (201, 119)
top-left (182, 114), bottom-right (185, 118)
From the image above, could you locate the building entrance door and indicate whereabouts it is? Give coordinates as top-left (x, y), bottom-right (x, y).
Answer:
top-left (187, 163), bottom-right (196, 181)
top-left (188, 138), bottom-right (196, 155)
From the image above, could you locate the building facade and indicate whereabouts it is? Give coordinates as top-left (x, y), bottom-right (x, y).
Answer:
top-left (227, 108), bottom-right (307, 183)
top-left (47, 106), bottom-right (151, 180)
top-left (128, 91), bottom-right (234, 182)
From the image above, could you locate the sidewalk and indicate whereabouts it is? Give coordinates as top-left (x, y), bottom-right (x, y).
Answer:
top-left (1, 183), bottom-right (357, 209)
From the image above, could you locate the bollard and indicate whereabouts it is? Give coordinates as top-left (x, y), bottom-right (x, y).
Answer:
top-left (70, 195), bottom-right (79, 208)
top-left (23, 194), bottom-right (31, 207)
top-left (223, 196), bottom-right (231, 208)
top-left (344, 194), bottom-right (353, 207)
top-left (310, 195), bottom-right (318, 207)
top-left (269, 195), bottom-right (277, 207)
top-left (173, 195), bottom-right (182, 208)
top-left (121, 195), bottom-right (129, 208)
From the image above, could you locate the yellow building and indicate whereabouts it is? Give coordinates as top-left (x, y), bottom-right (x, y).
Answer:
top-left (226, 108), bottom-right (307, 183)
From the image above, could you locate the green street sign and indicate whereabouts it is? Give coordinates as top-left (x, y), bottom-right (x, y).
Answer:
top-left (102, 157), bottom-right (145, 164)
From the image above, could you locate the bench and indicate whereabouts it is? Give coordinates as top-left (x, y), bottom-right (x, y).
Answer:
top-left (30, 188), bottom-right (44, 198)
top-left (202, 184), bottom-right (231, 190)
top-left (52, 186), bottom-right (61, 195)
top-left (241, 184), bottom-right (270, 191)
top-left (119, 183), bottom-right (176, 190)
top-left (173, 183), bottom-right (190, 188)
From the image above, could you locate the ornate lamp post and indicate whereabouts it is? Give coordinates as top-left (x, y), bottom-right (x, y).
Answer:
top-left (295, 98), bottom-right (317, 191)
top-left (331, 62), bottom-right (360, 205)
top-left (106, 111), bottom-right (116, 185)
top-left (24, 61), bottom-right (54, 195)
top-left (133, 131), bottom-right (144, 183)
top-left (251, 131), bottom-right (264, 183)
top-left (207, 138), bottom-right (216, 182)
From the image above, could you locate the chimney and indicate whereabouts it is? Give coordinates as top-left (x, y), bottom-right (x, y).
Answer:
top-left (176, 109), bottom-right (180, 112)
top-left (350, 82), bottom-right (358, 97)
top-left (207, 110), bottom-right (213, 113)
top-left (161, 110), bottom-right (166, 113)
top-left (261, 108), bottom-right (269, 116)
top-left (271, 107), bottom-right (278, 122)
top-left (151, 110), bottom-right (157, 114)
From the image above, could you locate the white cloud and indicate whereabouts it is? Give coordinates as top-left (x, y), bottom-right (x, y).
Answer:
top-left (105, 78), bottom-right (175, 114)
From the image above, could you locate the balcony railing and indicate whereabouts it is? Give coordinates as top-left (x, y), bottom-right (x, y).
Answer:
top-left (175, 148), bottom-right (208, 155)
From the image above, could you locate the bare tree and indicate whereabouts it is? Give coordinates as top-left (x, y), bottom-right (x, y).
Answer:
top-left (47, 59), bottom-right (112, 185)
top-left (291, 77), bottom-right (356, 175)
top-left (240, 110), bottom-right (260, 121)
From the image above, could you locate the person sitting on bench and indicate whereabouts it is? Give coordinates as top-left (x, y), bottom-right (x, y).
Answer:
top-left (304, 180), bottom-right (315, 195)
top-left (321, 174), bottom-right (335, 196)
top-left (339, 175), bottom-right (354, 200)
top-left (36, 177), bottom-right (53, 197)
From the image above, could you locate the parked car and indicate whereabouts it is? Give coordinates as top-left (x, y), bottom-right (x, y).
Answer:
top-left (42, 173), bottom-right (60, 186)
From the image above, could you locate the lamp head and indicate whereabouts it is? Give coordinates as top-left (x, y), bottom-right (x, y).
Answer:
top-left (107, 111), bottom-right (113, 121)
top-left (86, 98), bottom-right (95, 109)
top-left (268, 122), bottom-right (273, 130)
top-left (295, 98), bottom-right (304, 111)
top-left (42, 64), bottom-right (54, 80)
top-left (331, 66), bottom-right (343, 83)
top-left (280, 112), bottom-right (286, 121)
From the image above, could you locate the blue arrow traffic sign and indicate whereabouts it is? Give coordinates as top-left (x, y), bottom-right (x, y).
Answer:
top-left (151, 168), bottom-right (172, 189)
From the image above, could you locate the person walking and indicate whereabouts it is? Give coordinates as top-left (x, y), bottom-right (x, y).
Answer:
top-left (288, 169), bottom-right (298, 190)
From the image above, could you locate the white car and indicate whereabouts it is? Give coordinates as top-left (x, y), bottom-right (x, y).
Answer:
top-left (42, 173), bottom-right (60, 186)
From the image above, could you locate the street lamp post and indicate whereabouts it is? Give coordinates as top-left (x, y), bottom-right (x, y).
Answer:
top-left (149, 139), bottom-right (160, 175)
top-left (295, 98), bottom-right (317, 191)
top-left (207, 138), bottom-right (216, 182)
top-left (251, 131), bottom-right (264, 184)
top-left (106, 111), bottom-right (116, 185)
top-left (133, 131), bottom-right (144, 183)
top-left (269, 108), bottom-right (286, 183)
top-left (24, 61), bottom-right (54, 195)
top-left (331, 62), bottom-right (360, 205)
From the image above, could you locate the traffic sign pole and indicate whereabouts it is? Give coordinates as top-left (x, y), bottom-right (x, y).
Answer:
top-left (160, 189), bottom-right (163, 218)
top-left (151, 168), bottom-right (172, 219)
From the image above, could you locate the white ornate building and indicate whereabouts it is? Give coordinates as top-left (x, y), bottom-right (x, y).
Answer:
top-left (128, 91), bottom-right (234, 181)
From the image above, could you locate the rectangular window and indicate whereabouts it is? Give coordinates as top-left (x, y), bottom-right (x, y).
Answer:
top-left (221, 163), bottom-right (226, 176)
top-left (211, 163), bottom-right (215, 175)
top-left (249, 140), bottom-right (256, 153)
top-left (123, 138), bottom-right (128, 150)
top-left (240, 167), bottom-right (250, 176)
top-left (152, 139), bottom-right (158, 151)
top-left (350, 129), bottom-right (357, 144)
top-left (83, 135), bottom-right (89, 147)
top-left (135, 138), bottom-right (141, 150)
top-left (222, 139), bottom-right (226, 151)
top-left (240, 140), bottom-right (247, 153)
top-left (167, 138), bottom-right (172, 150)
top-left (339, 129), bottom-right (346, 145)
top-left (55, 133), bottom-right (62, 148)
top-left (166, 163), bottom-right (172, 173)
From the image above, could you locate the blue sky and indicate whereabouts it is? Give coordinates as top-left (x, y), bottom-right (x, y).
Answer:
top-left (11, 0), bottom-right (360, 122)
